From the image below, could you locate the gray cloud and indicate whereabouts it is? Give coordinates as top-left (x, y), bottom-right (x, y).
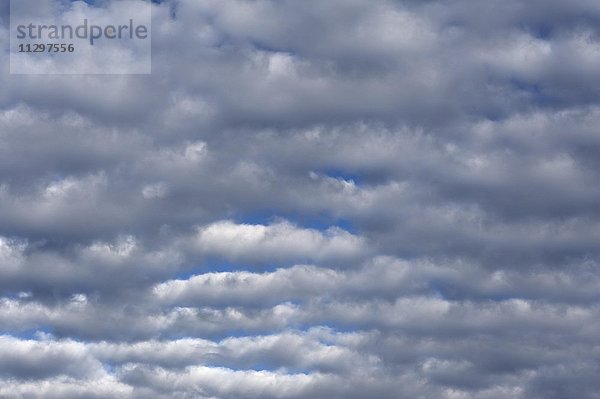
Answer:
top-left (1, 0), bottom-right (600, 397)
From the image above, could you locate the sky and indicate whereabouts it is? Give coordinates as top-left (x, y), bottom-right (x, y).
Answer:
top-left (1, 0), bottom-right (600, 398)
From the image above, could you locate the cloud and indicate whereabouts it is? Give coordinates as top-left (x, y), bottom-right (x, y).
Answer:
top-left (0, 336), bottom-right (103, 379)
top-left (2, 0), bottom-right (600, 397)
top-left (193, 220), bottom-right (366, 264)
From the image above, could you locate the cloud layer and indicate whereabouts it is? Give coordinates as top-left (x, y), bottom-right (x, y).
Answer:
top-left (1, 0), bottom-right (600, 398)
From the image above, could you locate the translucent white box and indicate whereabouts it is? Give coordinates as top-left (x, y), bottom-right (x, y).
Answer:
top-left (10, 0), bottom-right (151, 74)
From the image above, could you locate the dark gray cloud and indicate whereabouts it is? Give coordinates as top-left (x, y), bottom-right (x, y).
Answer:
top-left (1, 0), bottom-right (600, 398)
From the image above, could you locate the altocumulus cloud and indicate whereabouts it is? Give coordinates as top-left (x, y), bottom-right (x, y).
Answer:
top-left (1, 0), bottom-right (600, 398)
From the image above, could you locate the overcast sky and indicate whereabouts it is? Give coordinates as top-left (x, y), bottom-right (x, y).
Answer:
top-left (1, 0), bottom-right (600, 398)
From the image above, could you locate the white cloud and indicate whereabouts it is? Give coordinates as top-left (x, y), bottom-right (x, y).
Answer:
top-left (193, 220), bottom-right (366, 263)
